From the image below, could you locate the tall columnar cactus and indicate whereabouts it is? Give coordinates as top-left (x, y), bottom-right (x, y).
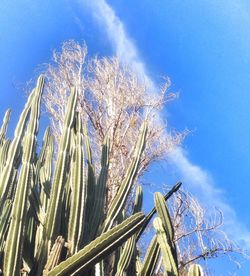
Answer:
top-left (34, 87), bottom-right (78, 274)
top-left (82, 125), bottom-right (96, 245)
top-left (153, 217), bottom-right (178, 276)
top-left (67, 112), bottom-right (86, 255)
top-left (139, 236), bottom-right (160, 276)
top-left (153, 191), bottom-right (180, 276)
top-left (137, 182), bottom-right (182, 240)
top-left (154, 192), bottom-right (178, 264)
top-left (3, 76), bottom-right (44, 276)
top-left (0, 84), bottom-right (37, 206)
top-left (101, 122), bottom-right (147, 233)
top-left (116, 185), bottom-right (143, 276)
top-left (36, 127), bottom-right (54, 213)
top-left (0, 76), bottom-right (203, 275)
top-left (88, 136), bottom-right (110, 242)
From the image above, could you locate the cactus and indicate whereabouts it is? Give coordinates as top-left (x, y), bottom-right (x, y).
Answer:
top-left (0, 76), bottom-right (203, 275)
top-left (0, 109), bottom-right (11, 146)
top-left (154, 192), bottom-right (178, 264)
top-left (47, 213), bottom-right (145, 276)
top-left (88, 136), bottom-right (110, 241)
top-left (0, 84), bottom-right (37, 206)
top-left (101, 122), bottom-right (147, 233)
top-left (37, 127), bottom-right (54, 212)
top-left (67, 112), bottom-right (86, 255)
top-left (153, 217), bottom-right (178, 276)
top-left (139, 236), bottom-right (160, 276)
top-left (188, 264), bottom-right (204, 276)
top-left (0, 200), bottom-right (12, 261)
top-left (137, 182), bottom-right (182, 240)
top-left (0, 139), bottom-right (10, 175)
top-left (3, 76), bottom-right (44, 275)
top-left (0, 109), bottom-right (11, 174)
top-left (82, 125), bottom-right (96, 245)
top-left (34, 87), bottom-right (78, 274)
top-left (116, 185), bottom-right (143, 275)
top-left (43, 236), bottom-right (65, 274)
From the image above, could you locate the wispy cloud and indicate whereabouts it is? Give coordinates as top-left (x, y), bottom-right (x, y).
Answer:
top-left (79, 0), bottom-right (250, 247)
top-left (169, 147), bottom-right (250, 247)
top-left (80, 0), bottom-right (153, 87)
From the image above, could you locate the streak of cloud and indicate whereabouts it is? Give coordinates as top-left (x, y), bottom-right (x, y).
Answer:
top-left (169, 147), bottom-right (250, 247)
top-left (79, 0), bottom-right (250, 247)
top-left (80, 0), bottom-right (153, 87)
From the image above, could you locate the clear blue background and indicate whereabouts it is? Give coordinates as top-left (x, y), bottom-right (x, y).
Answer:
top-left (1, 0), bottom-right (250, 274)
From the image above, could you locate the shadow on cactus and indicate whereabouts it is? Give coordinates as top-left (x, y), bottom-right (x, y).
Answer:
top-left (0, 76), bottom-right (202, 276)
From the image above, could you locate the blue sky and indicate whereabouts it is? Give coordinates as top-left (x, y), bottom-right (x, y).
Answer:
top-left (1, 0), bottom-right (250, 274)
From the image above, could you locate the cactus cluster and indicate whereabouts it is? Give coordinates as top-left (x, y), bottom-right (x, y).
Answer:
top-left (0, 77), bottom-right (203, 275)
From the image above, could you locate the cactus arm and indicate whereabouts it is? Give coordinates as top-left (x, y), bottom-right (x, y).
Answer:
top-left (154, 192), bottom-right (174, 242)
top-left (139, 236), bottom-right (160, 276)
top-left (34, 88), bottom-right (77, 275)
top-left (43, 236), bottom-right (65, 274)
top-left (154, 192), bottom-right (178, 265)
top-left (3, 76), bottom-right (44, 276)
top-left (135, 250), bottom-right (142, 274)
top-left (88, 137), bottom-right (110, 241)
top-left (137, 182), bottom-right (181, 240)
top-left (116, 185), bottom-right (143, 276)
top-left (0, 139), bottom-right (11, 174)
top-left (0, 200), bottom-right (12, 258)
top-left (133, 185), bottom-right (143, 214)
top-left (83, 124), bottom-right (93, 164)
top-left (0, 109), bottom-right (11, 146)
top-left (37, 88), bottom-right (76, 271)
top-left (29, 185), bottom-right (46, 225)
top-left (43, 87), bottom-right (77, 243)
top-left (188, 264), bottom-right (204, 276)
top-left (33, 129), bottom-right (54, 258)
top-left (153, 217), bottom-right (178, 276)
top-left (47, 213), bottom-right (145, 276)
top-left (116, 236), bottom-right (136, 276)
top-left (82, 125), bottom-right (96, 245)
top-left (38, 128), bottom-right (54, 211)
top-left (67, 113), bottom-right (86, 255)
top-left (0, 86), bottom-right (36, 203)
top-left (0, 109), bottom-right (11, 175)
top-left (101, 122), bottom-right (147, 233)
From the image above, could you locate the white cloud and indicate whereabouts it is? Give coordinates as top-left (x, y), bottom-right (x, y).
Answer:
top-left (79, 0), bottom-right (250, 248)
top-left (80, 0), bottom-right (153, 87)
top-left (169, 147), bottom-right (250, 247)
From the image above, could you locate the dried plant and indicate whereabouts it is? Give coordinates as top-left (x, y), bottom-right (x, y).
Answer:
top-left (40, 40), bottom-right (246, 275)
top-left (42, 40), bottom-right (184, 207)
top-left (166, 188), bottom-right (246, 275)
